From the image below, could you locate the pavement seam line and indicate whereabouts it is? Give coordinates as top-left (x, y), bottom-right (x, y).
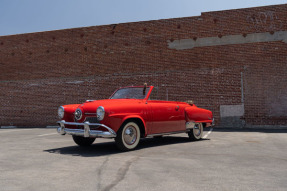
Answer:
top-left (0, 129), bottom-right (34, 133)
top-left (38, 133), bottom-right (58, 137)
top-left (203, 128), bottom-right (213, 139)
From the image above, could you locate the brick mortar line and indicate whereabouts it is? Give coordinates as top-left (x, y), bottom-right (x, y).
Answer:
top-left (0, 67), bottom-right (243, 84)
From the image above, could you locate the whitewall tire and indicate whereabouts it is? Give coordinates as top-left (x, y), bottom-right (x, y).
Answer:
top-left (188, 123), bottom-right (203, 141)
top-left (115, 121), bottom-right (141, 151)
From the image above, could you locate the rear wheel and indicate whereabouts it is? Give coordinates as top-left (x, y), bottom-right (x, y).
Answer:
top-left (72, 135), bottom-right (96, 147)
top-left (188, 123), bottom-right (203, 141)
top-left (115, 121), bottom-right (141, 151)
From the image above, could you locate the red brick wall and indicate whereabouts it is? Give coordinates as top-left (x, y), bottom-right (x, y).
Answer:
top-left (0, 4), bottom-right (287, 127)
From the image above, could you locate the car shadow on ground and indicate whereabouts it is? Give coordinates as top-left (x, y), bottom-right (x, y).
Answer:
top-left (44, 136), bottom-right (209, 157)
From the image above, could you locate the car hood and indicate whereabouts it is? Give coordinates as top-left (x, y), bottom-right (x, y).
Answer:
top-left (78, 99), bottom-right (143, 114)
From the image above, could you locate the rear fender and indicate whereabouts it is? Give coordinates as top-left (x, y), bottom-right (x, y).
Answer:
top-left (185, 106), bottom-right (213, 124)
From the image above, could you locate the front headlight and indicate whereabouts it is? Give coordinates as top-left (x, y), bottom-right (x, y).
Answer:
top-left (97, 106), bottom-right (105, 121)
top-left (58, 106), bottom-right (64, 119)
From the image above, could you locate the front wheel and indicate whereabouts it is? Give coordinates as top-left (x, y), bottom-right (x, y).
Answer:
top-left (72, 135), bottom-right (96, 147)
top-left (188, 123), bottom-right (203, 141)
top-left (115, 121), bottom-right (141, 151)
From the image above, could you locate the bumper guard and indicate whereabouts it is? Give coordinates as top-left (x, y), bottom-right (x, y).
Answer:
top-left (57, 120), bottom-right (117, 138)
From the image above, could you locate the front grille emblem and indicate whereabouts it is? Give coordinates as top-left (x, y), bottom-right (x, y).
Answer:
top-left (74, 109), bottom-right (82, 121)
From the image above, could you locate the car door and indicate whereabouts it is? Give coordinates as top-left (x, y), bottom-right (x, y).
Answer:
top-left (147, 100), bottom-right (184, 134)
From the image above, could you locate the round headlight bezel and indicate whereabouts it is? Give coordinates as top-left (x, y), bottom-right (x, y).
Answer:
top-left (74, 108), bottom-right (83, 121)
top-left (97, 106), bottom-right (105, 121)
top-left (58, 106), bottom-right (65, 119)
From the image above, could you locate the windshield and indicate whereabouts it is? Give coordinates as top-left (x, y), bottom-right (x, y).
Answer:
top-left (110, 87), bottom-right (150, 99)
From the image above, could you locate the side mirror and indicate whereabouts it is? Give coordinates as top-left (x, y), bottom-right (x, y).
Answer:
top-left (186, 100), bottom-right (194, 105)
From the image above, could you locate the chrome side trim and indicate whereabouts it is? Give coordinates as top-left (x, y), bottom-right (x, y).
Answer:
top-left (85, 113), bottom-right (97, 115)
top-left (146, 130), bottom-right (188, 138)
top-left (57, 120), bottom-right (116, 138)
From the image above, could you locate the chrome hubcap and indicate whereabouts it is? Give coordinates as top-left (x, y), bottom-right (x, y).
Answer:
top-left (194, 124), bottom-right (201, 137)
top-left (123, 126), bottom-right (137, 145)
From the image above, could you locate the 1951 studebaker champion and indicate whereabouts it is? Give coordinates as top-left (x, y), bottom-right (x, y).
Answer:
top-left (57, 85), bottom-right (214, 151)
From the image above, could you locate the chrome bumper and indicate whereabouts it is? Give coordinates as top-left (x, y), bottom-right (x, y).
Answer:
top-left (57, 120), bottom-right (117, 138)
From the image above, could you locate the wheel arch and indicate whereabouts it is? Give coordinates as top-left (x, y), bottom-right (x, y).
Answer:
top-left (121, 116), bottom-right (146, 138)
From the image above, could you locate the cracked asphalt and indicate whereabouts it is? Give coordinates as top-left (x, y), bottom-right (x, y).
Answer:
top-left (0, 128), bottom-right (287, 191)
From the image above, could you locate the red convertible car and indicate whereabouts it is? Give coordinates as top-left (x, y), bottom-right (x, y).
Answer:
top-left (57, 85), bottom-right (214, 151)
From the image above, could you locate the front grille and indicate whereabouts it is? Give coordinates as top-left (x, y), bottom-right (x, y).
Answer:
top-left (84, 117), bottom-right (99, 123)
top-left (85, 117), bottom-right (101, 130)
top-left (74, 117), bottom-right (78, 122)
top-left (73, 117), bottom-right (100, 129)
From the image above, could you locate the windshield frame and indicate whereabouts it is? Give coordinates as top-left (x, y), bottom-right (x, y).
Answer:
top-left (109, 86), bottom-right (154, 100)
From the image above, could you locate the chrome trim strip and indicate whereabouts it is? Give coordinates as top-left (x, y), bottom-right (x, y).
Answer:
top-left (84, 113), bottom-right (97, 115)
top-left (146, 130), bottom-right (188, 138)
top-left (57, 120), bottom-right (116, 138)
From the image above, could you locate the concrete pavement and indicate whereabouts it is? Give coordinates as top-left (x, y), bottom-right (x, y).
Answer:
top-left (0, 128), bottom-right (286, 191)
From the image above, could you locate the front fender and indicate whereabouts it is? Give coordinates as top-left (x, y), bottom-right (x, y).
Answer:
top-left (108, 113), bottom-right (147, 135)
top-left (62, 104), bottom-right (81, 122)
